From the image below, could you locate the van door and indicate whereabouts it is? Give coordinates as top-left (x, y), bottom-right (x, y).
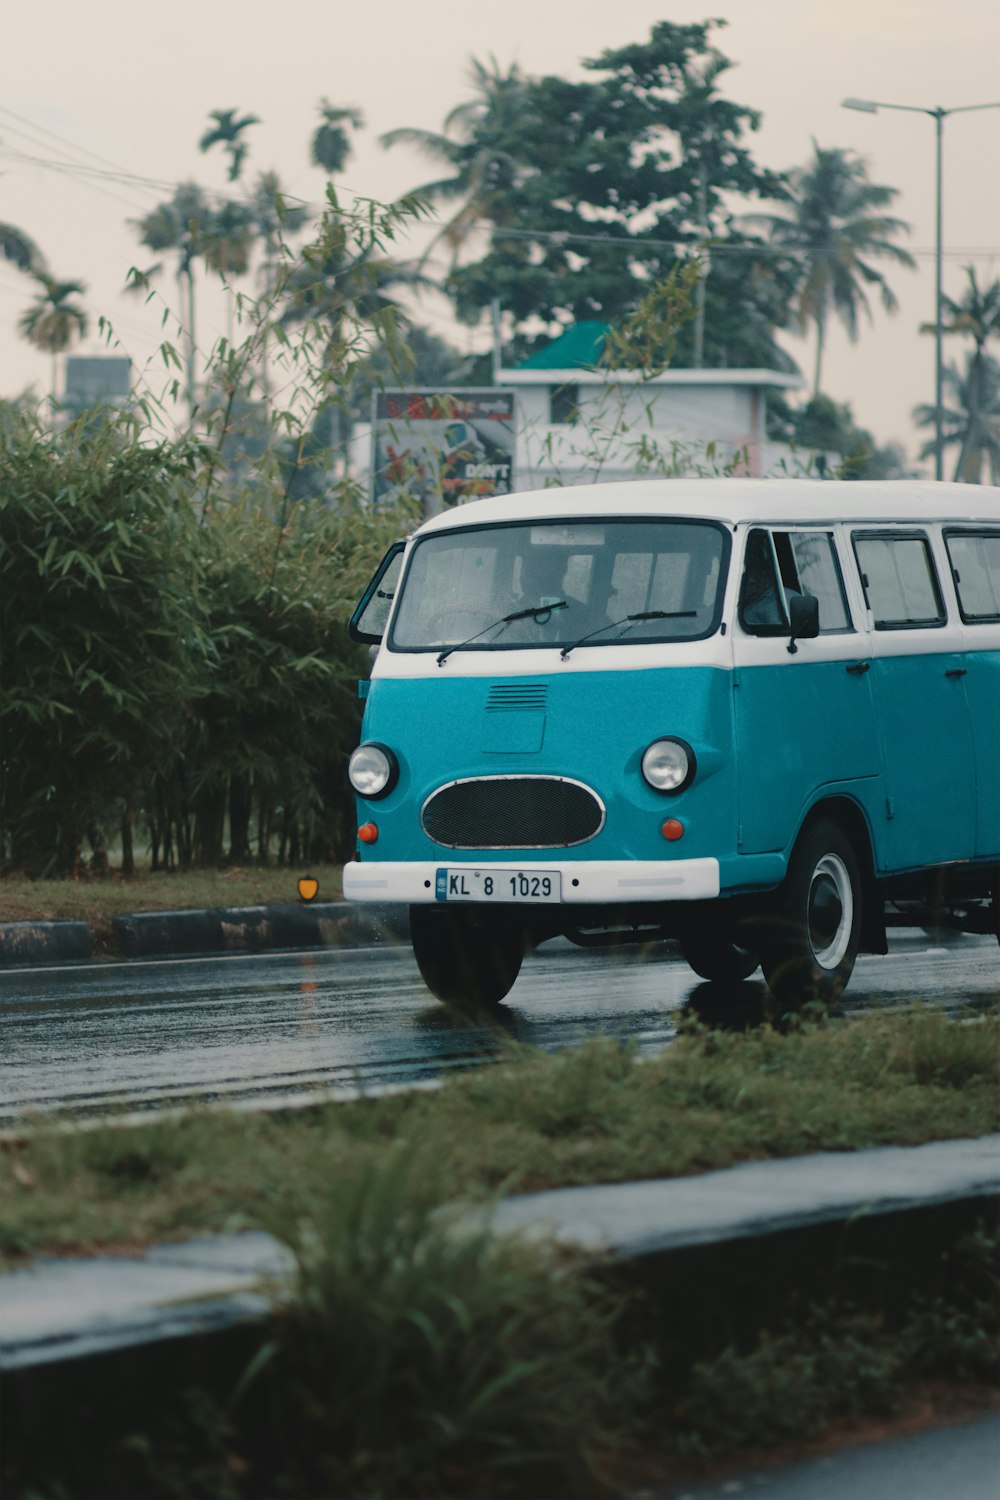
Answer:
top-left (942, 527), bottom-right (1000, 860)
top-left (733, 527), bottom-right (880, 854)
top-left (852, 529), bottom-right (976, 870)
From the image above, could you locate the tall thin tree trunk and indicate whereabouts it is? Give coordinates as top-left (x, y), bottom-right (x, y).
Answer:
top-left (194, 785), bottom-right (226, 867)
top-left (259, 240), bottom-right (275, 398)
top-left (812, 314), bottom-right (826, 399)
top-left (693, 174), bottom-right (708, 370)
top-left (953, 352), bottom-right (983, 483)
top-left (161, 788), bottom-right (174, 871)
top-left (121, 798), bottom-right (135, 877)
top-left (228, 774), bottom-right (253, 862)
top-left (257, 788), bottom-right (273, 867)
top-left (86, 820), bottom-right (109, 875)
top-left (184, 265), bottom-right (197, 412)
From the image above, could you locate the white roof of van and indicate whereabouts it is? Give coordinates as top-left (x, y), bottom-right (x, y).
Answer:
top-left (415, 479), bottom-right (1000, 535)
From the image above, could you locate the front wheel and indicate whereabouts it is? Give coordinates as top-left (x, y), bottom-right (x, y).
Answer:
top-left (755, 820), bottom-right (862, 1008)
top-left (680, 930), bottom-right (759, 982)
top-left (409, 905), bottom-right (525, 1007)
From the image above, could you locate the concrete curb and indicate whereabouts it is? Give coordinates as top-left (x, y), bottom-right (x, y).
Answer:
top-left (0, 920), bottom-right (93, 966)
top-left (487, 1133), bottom-right (1000, 1255)
top-left (0, 902), bottom-right (410, 966)
top-left (2, 1135), bottom-right (997, 1374)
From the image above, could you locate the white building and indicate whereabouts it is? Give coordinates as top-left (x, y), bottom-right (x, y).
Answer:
top-left (501, 362), bottom-right (805, 487)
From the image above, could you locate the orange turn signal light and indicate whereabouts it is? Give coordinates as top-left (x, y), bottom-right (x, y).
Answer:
top-left (357, 822), bottom-right (379, 845)
top-left (661, 818), bottom-right (685, 842)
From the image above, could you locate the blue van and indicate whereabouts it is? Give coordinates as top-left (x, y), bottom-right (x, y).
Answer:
top-left (345, 480), bottom-right (1000, 1007)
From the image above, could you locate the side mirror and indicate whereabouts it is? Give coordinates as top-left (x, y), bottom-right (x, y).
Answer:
top-left (787, 592), bottom-right (820, 654)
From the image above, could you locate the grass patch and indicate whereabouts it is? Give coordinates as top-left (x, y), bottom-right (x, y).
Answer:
top-left (0, 864), bottom-right (344, 926)
top-left (674, 1233), bottom-right (999, 1462)
top-left (2, 1008), bottom-right (997, 1268)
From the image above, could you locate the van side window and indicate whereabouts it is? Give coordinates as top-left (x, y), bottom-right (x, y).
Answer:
top-left (739, 529), bottom-right (786, 633)
top-left (349, 544), bottom-right (405, 643)
top-left (944, 530), bottom-right (1000, 622)
top-left (779, 531), bottom-right (852, 633)
top-left (740, 529), bottom-right (851, 634)
top-left (852, 532), bottom-right (945, 629)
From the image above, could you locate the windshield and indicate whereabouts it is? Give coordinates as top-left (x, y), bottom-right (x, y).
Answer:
top-left (389, 518), bottom-right (729, 652)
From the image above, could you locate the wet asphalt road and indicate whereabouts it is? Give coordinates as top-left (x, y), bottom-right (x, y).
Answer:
top-left (1, 932), bottom-right (997, 1127)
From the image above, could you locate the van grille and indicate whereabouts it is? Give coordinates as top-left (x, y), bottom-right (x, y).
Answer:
top-left (422, 776), bottom-right (604, 849)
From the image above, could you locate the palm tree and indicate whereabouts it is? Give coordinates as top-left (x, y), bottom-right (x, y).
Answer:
top-left (311, 101), bottom-right (364, 175)
top-left (199, 108), bottom-right (261, 182)
top-left (196, 201), bottom-right (258, 282)
top-left (248, 171), bottom-right (311, 291)
top-left (931, 268), bottom-right (1000, 480)
top-left (915, 353), bottom-right (1000, 483)
top-left (380, 55), bottom-right (525, 268)
top-left (1, 221), bottom-right (46, 274)
top-left (18, 274), bottom-right (87, 400)
top-left (746, 143), bottom-right (915, 397)
top-left (243, 172), bottom-right (312, 394)
top-left (134, 184), bottom-right (214, 408)
top-left (281, 243), bottom-right (426, 342)
top-left (932, 267), bottom-right (1000, 357)
top-left (279, 233), bottom-right (430, 474)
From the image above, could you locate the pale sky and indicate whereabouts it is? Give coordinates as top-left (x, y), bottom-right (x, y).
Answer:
top-left (3, 0), bottom-right (999, 468)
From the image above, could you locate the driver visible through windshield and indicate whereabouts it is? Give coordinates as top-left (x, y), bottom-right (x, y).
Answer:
top-left (389, 518), bottom-right (728, 653)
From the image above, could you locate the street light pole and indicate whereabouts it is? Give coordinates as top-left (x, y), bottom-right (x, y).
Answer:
top-left (842, 97), bottom-right (1000, 481)
top-left (933, 109), bottom-right (943, 481)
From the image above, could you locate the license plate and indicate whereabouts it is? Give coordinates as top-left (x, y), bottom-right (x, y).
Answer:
top-left (435, 868), bottom-right (561, 904)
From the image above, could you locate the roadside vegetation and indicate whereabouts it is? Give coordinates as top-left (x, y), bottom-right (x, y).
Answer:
top-left (0, 865), bottom-right (344, 926)
top-left (1, 184), bottom-right (421, 885)
top-left (3, 1010), bottom-right (997, 1496)
top-left (3, 1009), bottom-right (996, 1266)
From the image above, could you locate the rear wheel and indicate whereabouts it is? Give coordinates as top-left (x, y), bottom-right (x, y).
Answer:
top-left (756, 820), bottom-right (862, 1008)
top-left (680, 930), bottom-right (759, 982)
top-left (409, 905), bottom-right (525, 1007)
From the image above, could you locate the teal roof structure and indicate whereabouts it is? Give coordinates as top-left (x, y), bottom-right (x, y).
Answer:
top-left (515, 320), bottom-right (609, 370)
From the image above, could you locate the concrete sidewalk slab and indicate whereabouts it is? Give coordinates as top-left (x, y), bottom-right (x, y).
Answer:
top-left (3, 1135), bottom-right (997, 1374)
top-left (670, 1413), bottom-right (1000, 1499)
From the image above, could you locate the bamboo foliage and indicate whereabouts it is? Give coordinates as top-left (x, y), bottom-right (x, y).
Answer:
top-left (0, 195), bottom-right (420, 877)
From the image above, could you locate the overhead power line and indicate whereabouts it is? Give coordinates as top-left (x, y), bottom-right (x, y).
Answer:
top-left (0, 146), bottom-right (177, 194)
top-left (0, 104), bottom-right (151, 177)
top-left (463, 222), bottom-right (998, 260)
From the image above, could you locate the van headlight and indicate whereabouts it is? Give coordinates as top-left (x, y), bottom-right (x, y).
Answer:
top-left (348, 742), bottom-right (399, 799)
top-left (641, 738), bottom-right (695, 794)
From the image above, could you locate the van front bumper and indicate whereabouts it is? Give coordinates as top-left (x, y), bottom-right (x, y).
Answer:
top-left (343, 858), bottom-right (720, 905)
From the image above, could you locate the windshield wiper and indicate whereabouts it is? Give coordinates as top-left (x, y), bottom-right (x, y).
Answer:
top-left (436, 600), bottom-right (568, 667)
top-left (559, 610), bottom-right (696, 660)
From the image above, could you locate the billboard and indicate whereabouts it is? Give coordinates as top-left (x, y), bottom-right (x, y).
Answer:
top-left (370, 389), bottom-right (515, 512)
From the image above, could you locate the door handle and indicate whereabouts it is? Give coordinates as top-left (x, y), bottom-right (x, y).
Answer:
top-left (845, 660), bottom-right (871, 675)
top-left (945, 667), bottom-right (968, 678)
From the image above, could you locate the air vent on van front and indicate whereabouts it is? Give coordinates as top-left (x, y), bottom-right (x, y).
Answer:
top-left (486, 683), bottom-right (548, 712)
